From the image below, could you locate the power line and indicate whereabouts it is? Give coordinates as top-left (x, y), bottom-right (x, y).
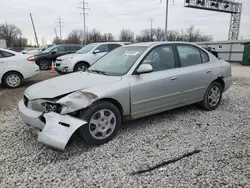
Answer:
top-left (56, 15), bottom-right (63, 40)
top-left (78, 0), bottom-right (90, 45)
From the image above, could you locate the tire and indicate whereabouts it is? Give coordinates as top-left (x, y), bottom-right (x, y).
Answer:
top-left (38, 59), bottom-right (50, 70)
top-left (78, 101), bottom-right (121, 145)
top-left (73, 62), bottom-right (89, 72)
top-left (3, 72), bottom-right (23, 88)
top-left (200, 82), bottom-right (223, 111)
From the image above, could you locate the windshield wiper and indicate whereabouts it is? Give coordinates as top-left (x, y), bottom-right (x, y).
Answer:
top-left (89, 69), bottom-right (110, 75)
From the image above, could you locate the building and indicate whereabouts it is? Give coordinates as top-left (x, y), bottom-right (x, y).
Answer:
top-left (0, 39), bottom-right (7, 48)
top-left (197, 40), bottom-right (250, 63)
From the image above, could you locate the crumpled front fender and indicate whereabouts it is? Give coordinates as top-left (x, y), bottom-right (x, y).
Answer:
top-left (57, 91), bottom-right (98, 114)
top-left (37, 112), bottom-right (87, 150)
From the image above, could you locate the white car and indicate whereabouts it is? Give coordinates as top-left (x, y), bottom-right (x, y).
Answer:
top-left (54, 42), bottom-right (124, 74)
top-left (0, 48), bottom-right (40, 88)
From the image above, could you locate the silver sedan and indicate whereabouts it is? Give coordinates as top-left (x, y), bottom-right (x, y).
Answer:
top-left (18, 42), bottom-right (232, 150)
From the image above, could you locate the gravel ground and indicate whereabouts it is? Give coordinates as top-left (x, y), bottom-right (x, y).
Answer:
top-left (0, 76), bottom-right (250, 188)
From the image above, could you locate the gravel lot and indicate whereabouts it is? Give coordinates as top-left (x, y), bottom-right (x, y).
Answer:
top-left (1, 68), bottom-right (250, 187)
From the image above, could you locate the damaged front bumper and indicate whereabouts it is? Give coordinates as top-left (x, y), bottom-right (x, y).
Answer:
top-left (18, 100), bottom-right (87, 150)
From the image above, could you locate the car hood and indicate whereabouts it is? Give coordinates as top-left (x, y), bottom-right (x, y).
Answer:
top-left (25, 72), bottom-right (122, 100)
top-left (57, 54), bottom-right (75, 60)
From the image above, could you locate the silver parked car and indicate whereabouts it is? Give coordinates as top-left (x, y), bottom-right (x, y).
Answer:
top-left (18, 42), bottom-right (232, 150)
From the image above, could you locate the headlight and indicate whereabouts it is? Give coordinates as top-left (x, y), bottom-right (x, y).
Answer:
top-left (64, 58), bottom-right (72, 63)
top-left (41, 102), bottom-right (62, 113)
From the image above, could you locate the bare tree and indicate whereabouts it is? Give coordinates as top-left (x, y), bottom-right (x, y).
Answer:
top-left (87, 29), bottom-right (103, 43)
top-left (0, 23), bottom-right (22, 47)
top-left (119, 29), bottom-right (134, 42)
top-left (12, 36), bottom-right (28, 47)
top-left (66, 29), bottom-right (84, 44)
top-left (154, 28), bottom-right (165, 41)
top-left (184, 25), bottom-right (213, 42)
top-left (102, 33), bottom-right (114, 42)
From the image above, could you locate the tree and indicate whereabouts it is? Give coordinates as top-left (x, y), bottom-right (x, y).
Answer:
top-left (0, 23), bottom-right (22, 47)
top-left (53, 37), bottom-right (64, 45)
top-left (65, 29), bottom-right (84, 44)
top-left (154, 28), bottom-right (165, 41)
top-left (119, 29), bottom-right (134, 42)
top-left (102, 33), bottom-right (114, 42)
top-left (184, 25), bottom-right (213, 42)
top-left (87, 29), bottom-right (103, 43)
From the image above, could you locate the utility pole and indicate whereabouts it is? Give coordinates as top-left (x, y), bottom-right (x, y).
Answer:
top-left (78, 0), bottom-right (90, 45)
top-left (29, 13), bottom-right (39, 47)
top-left (164, 0), bottom-right (169, 41)
top-left (57, 16), bottom-right (63, 40)
top-left (150, 18), bottom-right (153, 41)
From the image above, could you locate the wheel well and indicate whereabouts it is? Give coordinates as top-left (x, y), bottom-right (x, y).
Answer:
top-left (74, 61), bottom-right (90, 69)
top-left (98, 98), bottom-right (124, 121)
top-left (213, 77), bottom-right (225, 91)
top-left (2, 71), bottom-right (23, 83)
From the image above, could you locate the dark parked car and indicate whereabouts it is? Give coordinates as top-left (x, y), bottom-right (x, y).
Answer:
top-left (29, 44), bottom-right (83, 70)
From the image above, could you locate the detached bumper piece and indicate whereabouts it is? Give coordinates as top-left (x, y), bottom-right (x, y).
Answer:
top-left (38, 112), bottom-right (87, 150)
top-left (18, 100), bottom-right (87, 150)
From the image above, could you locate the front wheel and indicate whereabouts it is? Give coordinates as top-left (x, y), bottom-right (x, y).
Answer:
top-left (73, 63), bottom-right (89, 72)
top-left (200, 82), bottom-right (223, 111)
top-left (78, 101), bottom-right (121, 145)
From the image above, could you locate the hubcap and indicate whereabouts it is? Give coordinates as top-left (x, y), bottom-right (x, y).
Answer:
top-left (89, 109), bottom-right (116, 140)
top-left (77, 65), bottom-right (86, 72)
top-left (40, 60), bottom-right (49, 70)
top-left (208, 85), bottom-right (221, 106)
top-left (6, 74), bottom-right (21, 87)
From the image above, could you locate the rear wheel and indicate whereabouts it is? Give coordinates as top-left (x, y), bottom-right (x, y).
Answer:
top-left (73, 62), bottom-right (89, 72)
top-left (38, 59), bottom-right (50, 70)
top-left (3, 72), bottom-right (23, 88)
top-left (201, 82), bottom-right (223, 110)
top-left (78, 101), bottom-right (121, 145)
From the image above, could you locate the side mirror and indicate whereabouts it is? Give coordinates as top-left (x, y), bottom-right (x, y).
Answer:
top-left (136, 64), bottom-right (153, 74)
top-left (93, 49), bottom-right (100, 54)
top-left (51, 51), bottom-right (57, 54)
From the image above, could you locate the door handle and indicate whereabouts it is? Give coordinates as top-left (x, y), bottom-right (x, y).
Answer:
top-left (206, 69), bottom-right (211, 73)
top-left (170, 76), bottom-right (178, 81)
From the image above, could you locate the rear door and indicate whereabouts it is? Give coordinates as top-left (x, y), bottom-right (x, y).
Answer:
top-left (175, 44), bottom-right (213, 104)
top-left (0, 51), bottom-right (7, 79)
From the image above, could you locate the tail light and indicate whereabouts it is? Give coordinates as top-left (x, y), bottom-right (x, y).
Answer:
top-left (27, 56), bottom-right (35, 62)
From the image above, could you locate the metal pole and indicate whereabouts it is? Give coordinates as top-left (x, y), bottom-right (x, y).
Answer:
top-left (29, 13), bottom-right (39, 47)
top-left (165, 0), bottom-right (169, 41)
top-left (59, 16), bottom-right (62, 40)
top-left (83, 1), bottom-right (86, 45)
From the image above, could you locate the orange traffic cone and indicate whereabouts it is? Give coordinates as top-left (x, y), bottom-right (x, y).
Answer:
top-left (51, 62), bottom-right (55, 73)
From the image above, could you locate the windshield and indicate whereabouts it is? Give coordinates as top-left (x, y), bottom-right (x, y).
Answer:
top-left (43, 45), bottom-right (58, 53)
top-left (76, 44), bottom-right (97, 54)
top-left (89, 46), bottom-right (147, 76)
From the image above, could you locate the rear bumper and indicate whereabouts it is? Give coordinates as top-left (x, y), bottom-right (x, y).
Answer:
top-left (223, 75), bottom-right (232, 92)
top-left (18, 99), bottom-right (87, 150)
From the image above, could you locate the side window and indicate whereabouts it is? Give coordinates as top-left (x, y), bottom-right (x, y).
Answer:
top-left (108, 44), bottom-right (121, 51)
top-left (96, 44), bottom-right (109, 53)
top-left (57, 46), bottom-right (65, 52)
top-left (1, 51), bottom-right (14, 58)
top-left (142, 45), bottom-right (176, 72)
top-left (177, 45), bottom-right (202, 67)
top-left (200, 50), bottom-right (209, 63)
top-left (0, 52), bottom-right (4, 58)
top-left (65, 46), bottom-right (76, 52)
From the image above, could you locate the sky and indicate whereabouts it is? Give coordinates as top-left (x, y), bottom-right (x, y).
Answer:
top-left (0, 0), bottom-right (249, 44)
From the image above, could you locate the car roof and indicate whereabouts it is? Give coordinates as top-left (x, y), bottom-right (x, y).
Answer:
top-left (127, 41), bottom-right (202, 47)
top-left (90, 42), bottom-right (126, 45)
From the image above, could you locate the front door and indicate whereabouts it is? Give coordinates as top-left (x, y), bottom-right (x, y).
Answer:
top-left (130, 45), bottom-right (182, 119)
top-left (91, 44), bottom-right (109, 63)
